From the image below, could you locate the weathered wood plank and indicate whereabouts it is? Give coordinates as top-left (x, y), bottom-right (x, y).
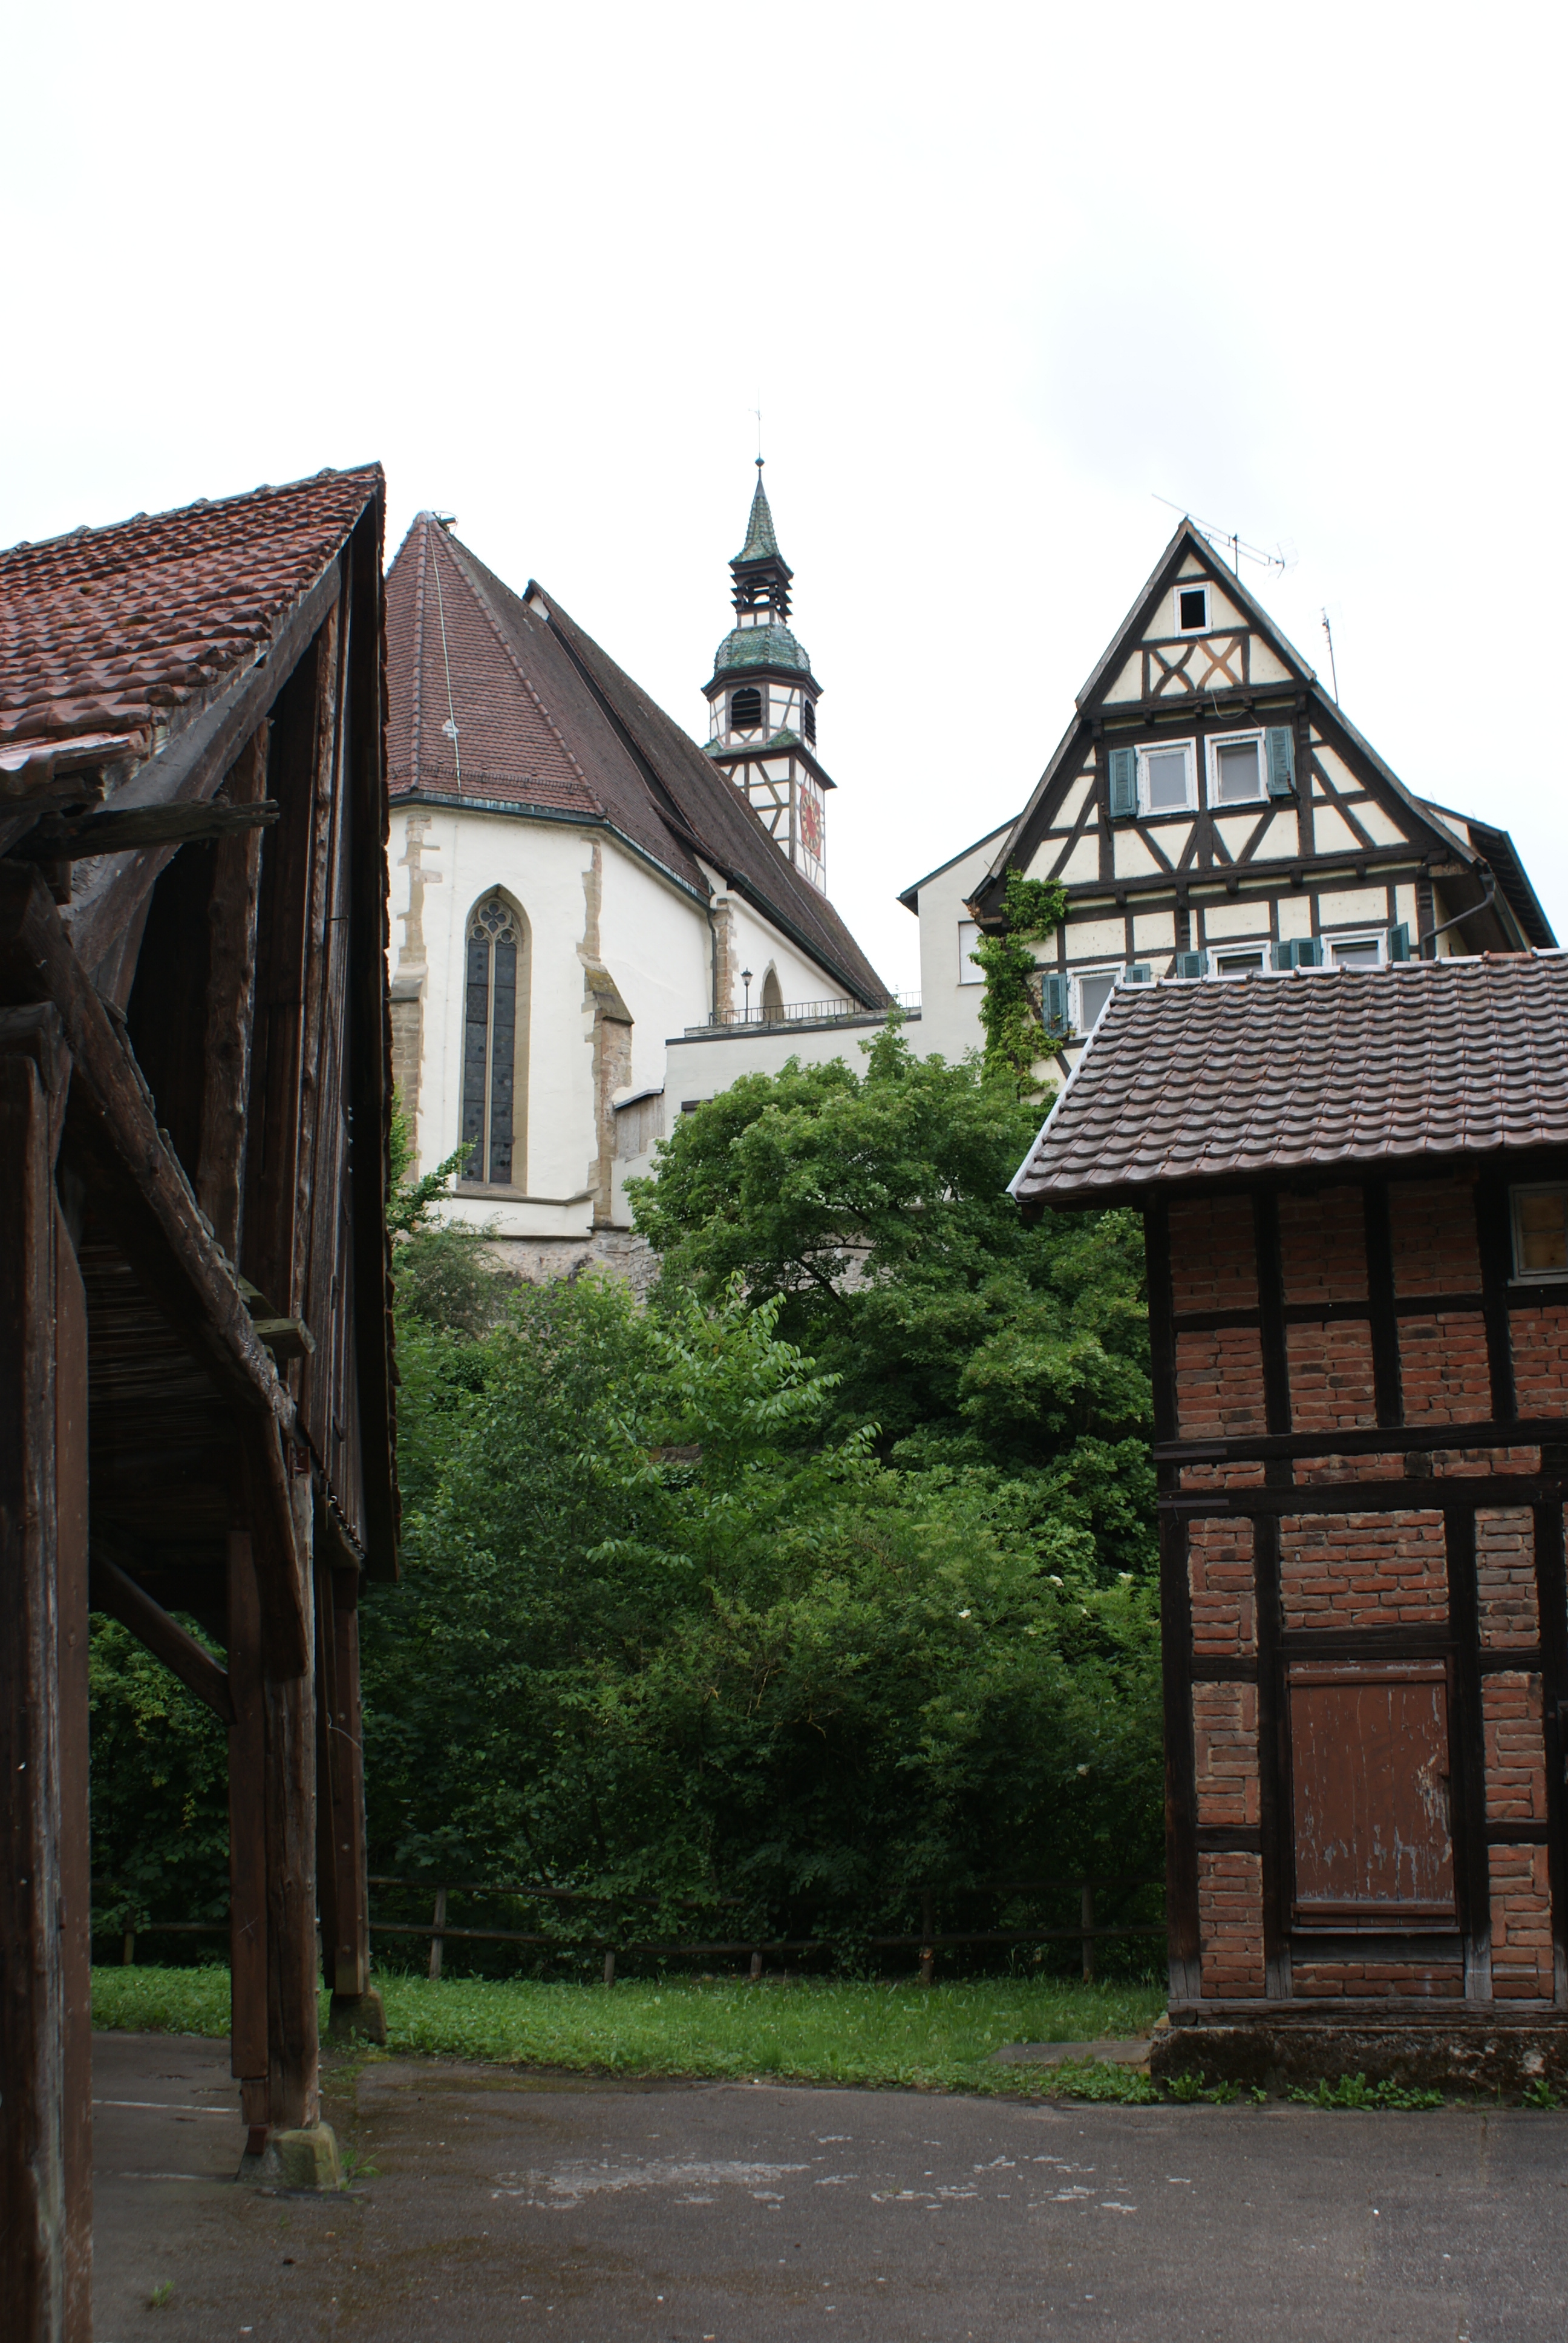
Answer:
top-left (88, 1553), bottom-right (234, 1724)
top-left (10, 798), bottom-right (278, 862)
top-left (196, 726), bottom-right (268, 1260)
top-left (0, 1051), bottom-right (65, 2339)
top-left (227, 1530), bottom-right (269, 2144)
top-left (53, 1211), bottom-right (91, 2340)
top-left (325, 1564), bottom-right (369, 2001)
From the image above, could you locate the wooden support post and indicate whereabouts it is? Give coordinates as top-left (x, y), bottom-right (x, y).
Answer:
top-left (197, 725), bottom-right (267, 1260)
top-left (262, 1478), bottom-right (321, 2134)
top-left (0, 1044), bottom-right (67, 2339)
top-left (603, 1953), bottom-right (616, 1988)
top-left (54, 1208), bottom-right (91, 2341)
top-left (325, 1567), bottom-right (370, 1999)
top-left (429, 1889), bottom-right (447, 1982)
top-left (1080, 1883), bottom-right (1096, 1984)
top-left (749, 1951), bottom-right (763, 1982)
top-left (227, 1530), bottom-right (270, 2152)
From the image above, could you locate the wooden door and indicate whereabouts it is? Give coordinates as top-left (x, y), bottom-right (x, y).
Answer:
top-left (1287, 1661), bottom-right (1457, 1927)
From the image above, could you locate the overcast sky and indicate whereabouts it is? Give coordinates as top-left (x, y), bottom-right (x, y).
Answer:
top-left (7, 2), bottom-right (1563, 994)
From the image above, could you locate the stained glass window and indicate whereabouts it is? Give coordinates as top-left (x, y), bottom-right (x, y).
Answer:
top-left (461, 896), bottom-right (519, 1185)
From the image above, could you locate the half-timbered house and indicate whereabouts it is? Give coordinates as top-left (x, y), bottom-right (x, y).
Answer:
top-left (1011, 953), bottom-right (1568, 2088)
top-left (904, 520), bottom-right (1553, 1067)
top-left (0, 468), bottom-right (396, 2334)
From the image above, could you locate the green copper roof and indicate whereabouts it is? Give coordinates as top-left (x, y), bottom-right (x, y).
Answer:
top-left (734, 470), bottom-right (780, 565)
top-left (713, 621), bottom-right (811, 676)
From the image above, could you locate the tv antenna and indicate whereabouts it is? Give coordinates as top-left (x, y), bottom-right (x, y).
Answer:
top-left (1153, 494), bottom-right (1289, 578)
top-left (1321, 608), bottom-right (1341, 703)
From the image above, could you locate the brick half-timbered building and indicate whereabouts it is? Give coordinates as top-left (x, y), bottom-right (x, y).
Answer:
top-left (1011, 952), bottom-right (1568, 2088)
top-left (0, 468), bottom-right (396, 2335)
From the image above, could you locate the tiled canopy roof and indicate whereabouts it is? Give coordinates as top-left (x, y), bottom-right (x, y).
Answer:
top-left (0, 467), bottom-right (382, 790)
top-left (1010, 954), bottom-right (1568, 1207)
top-left (385, 513), bottom-right (887, 1007)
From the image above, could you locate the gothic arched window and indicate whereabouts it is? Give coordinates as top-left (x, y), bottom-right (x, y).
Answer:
top-left (462, 894), bottom-right (523, 1185)
top-left (730, 684), bottom-right (763, 732)
top-left (760, 967), bottom-right (785, 1021)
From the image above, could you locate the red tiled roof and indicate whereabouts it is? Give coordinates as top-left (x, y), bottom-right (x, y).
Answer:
top-left (1010, 954), bottom-right (1568, 1207)
top-left (385, 514), bottom-right (889, 1006)
top-left (0, 466), bottom-right (383, 791)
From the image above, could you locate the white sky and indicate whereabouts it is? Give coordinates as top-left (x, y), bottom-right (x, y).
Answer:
top-left (6, 1), bottom-right (1563, 994)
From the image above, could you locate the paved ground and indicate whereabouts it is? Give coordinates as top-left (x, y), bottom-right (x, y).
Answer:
top-left (93, 2031), bottom-right (1568, 2341)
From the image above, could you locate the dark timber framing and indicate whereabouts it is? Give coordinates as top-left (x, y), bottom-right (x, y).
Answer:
top-left (1137, 1152), bottom-right (1568, 2022)
top-left (0, 473), bottom-right (396, 2338)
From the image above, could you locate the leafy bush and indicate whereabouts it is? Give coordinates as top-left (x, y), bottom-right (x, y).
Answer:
top-left (361, 1272), bottom-right (1162, 1949)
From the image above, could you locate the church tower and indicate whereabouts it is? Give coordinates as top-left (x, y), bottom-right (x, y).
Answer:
top-left (703, 462), bottom-right (834, 893)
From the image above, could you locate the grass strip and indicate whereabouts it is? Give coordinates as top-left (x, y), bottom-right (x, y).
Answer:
top-left (91, 1966), bottom-right (1163, 2097)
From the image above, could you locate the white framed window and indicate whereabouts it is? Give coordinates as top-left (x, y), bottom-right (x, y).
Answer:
top-left (1176, 583), bottom-right (1209, 634)
top-left (1213, 945), bottom-right (1269, 978)
top-left (1138, 738), bottom-right (1197, 815)
top-left (1073, 965), bottom-right (1123, 1031)
top-left (1511, 1183), bottom-right (1568, 1282)
top-left (957, 918), bottom-right (982, 984)
top-left (1209, 731), bottom-right (1266, 805)
top-left (1325, 932), bottom-right (1385, 968)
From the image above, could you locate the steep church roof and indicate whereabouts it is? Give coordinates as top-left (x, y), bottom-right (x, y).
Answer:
top-left (385, 513), bottom-right (887, 1005)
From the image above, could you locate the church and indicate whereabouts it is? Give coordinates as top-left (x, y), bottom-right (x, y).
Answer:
top-left (904, 519), bottom-right (1554, 1070)
top-left (384, 470), bottom-right (894, 1279)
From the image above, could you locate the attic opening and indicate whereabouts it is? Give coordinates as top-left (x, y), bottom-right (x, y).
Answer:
top-left (1177, 585), bottom-right (1209, 633)
top-left (730, 685), bottom-right (763, 732)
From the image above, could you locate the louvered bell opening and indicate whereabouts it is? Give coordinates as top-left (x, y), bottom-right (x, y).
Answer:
top-left (730, 686), bottom-right (763, 732)
top-left (802, 698), bottom-right (817, 744)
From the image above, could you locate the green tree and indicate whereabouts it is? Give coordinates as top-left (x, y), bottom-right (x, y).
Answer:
top-left (361, 1273), bottom-right (1161, 1937)
top-left (628, 1024), bottom-right (1153, 1575)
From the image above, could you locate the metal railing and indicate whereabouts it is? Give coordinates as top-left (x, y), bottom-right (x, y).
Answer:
top-left (685, 990), bottom-right (921, 1037)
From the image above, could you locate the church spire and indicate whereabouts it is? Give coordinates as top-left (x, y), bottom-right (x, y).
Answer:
top-left (703, 463), bottom-right (831, 895)
top-left (730, 458), bottom-right (792, 623)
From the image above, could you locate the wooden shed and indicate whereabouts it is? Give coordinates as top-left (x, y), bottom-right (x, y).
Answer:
top-left (0, 467), bottom-right (396, 2336)
top-left (1010, 952), bottom-right (1568, 2088)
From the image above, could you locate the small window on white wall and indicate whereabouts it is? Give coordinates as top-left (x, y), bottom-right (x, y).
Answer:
top-left (958, 919), bottom-right (982, 983)
top-left (1177, 585), bottom-right (1209, 633)
top-left (1139, 741), bottom-right (1196, 814)
top-left (1074, 967), bottom-right (1121, 1030)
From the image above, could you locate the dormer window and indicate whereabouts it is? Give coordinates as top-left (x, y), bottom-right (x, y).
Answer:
top-left (1177, 585), bottom-right (1209, 633)
top-left (730, 685), bottom-right (763, 732)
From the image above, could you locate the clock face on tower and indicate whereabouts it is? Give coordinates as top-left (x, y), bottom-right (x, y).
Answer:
top-left (799, 782), bottom-right (823, 860)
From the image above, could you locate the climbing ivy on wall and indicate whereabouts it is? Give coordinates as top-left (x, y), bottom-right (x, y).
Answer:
top-left (973, 871), bottom-right (1069, 1093)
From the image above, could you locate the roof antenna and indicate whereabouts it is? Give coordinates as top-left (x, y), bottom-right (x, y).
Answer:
top-left (428, 518), bottom-right (462, 793)
top-left (1320, 608), bottom-right (1341, 704)
top-left (1152, 494), bottom-right (1288, 575)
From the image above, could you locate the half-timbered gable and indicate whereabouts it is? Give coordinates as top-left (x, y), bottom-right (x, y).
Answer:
top-left (1011, 955), bottom-right (1568, 2088)
top-left (0, 469), bottom-right (395, 2328)
top-left (910, 522), bottom-right (1553, 1073)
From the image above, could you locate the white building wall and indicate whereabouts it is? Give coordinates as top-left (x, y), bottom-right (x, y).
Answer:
top-left (905, 825), bottom-right (1011, 1064)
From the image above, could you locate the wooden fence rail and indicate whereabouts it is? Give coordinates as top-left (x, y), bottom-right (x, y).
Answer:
top-left (96, 1873), bottom-right (1166, 1988)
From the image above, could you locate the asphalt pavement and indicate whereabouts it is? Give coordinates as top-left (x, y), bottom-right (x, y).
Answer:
top-left (92, 2030), bottom-right (1568, 2341)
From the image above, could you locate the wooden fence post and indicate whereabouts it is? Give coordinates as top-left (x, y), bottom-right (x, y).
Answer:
top-left (429, 1888), bottom-right (447, 1982)
top-left (920, 1890), bottom-right (935, 1987)
top-left (1080, 1883), bottom-right (1096, 1984)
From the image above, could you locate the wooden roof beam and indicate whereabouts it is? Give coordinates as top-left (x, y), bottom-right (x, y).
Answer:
top-left (0, 860), bottom-right (309, 1677)
top-left (89, 1552), bottom-right (234, 1724)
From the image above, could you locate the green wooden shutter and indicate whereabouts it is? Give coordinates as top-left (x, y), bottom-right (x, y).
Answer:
top-left (1295, 936), bottom-right (1324, 967)
top-left (1108, 747), bottom-right (1137, 819)
top-left (1387, 922), bottom-right (1411, 962)
top-left (1272, 939), bottom-right (1296, 971)
top-left (1265, 727), bottom-right (1296, 797)
top-left (1174, 950), bottom-right (1207, 980)
top-left (1041, 973), bottom-right (1071, 1036)
top-left (1124, 962), bottom-right (1153, 986)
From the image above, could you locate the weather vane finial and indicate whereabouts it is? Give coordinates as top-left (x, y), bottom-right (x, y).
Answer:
top-left (753, 394), bottom-right (763, 468)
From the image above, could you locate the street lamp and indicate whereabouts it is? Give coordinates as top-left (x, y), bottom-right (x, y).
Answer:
top-left (741, 968), bottom-right (753, 1022)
